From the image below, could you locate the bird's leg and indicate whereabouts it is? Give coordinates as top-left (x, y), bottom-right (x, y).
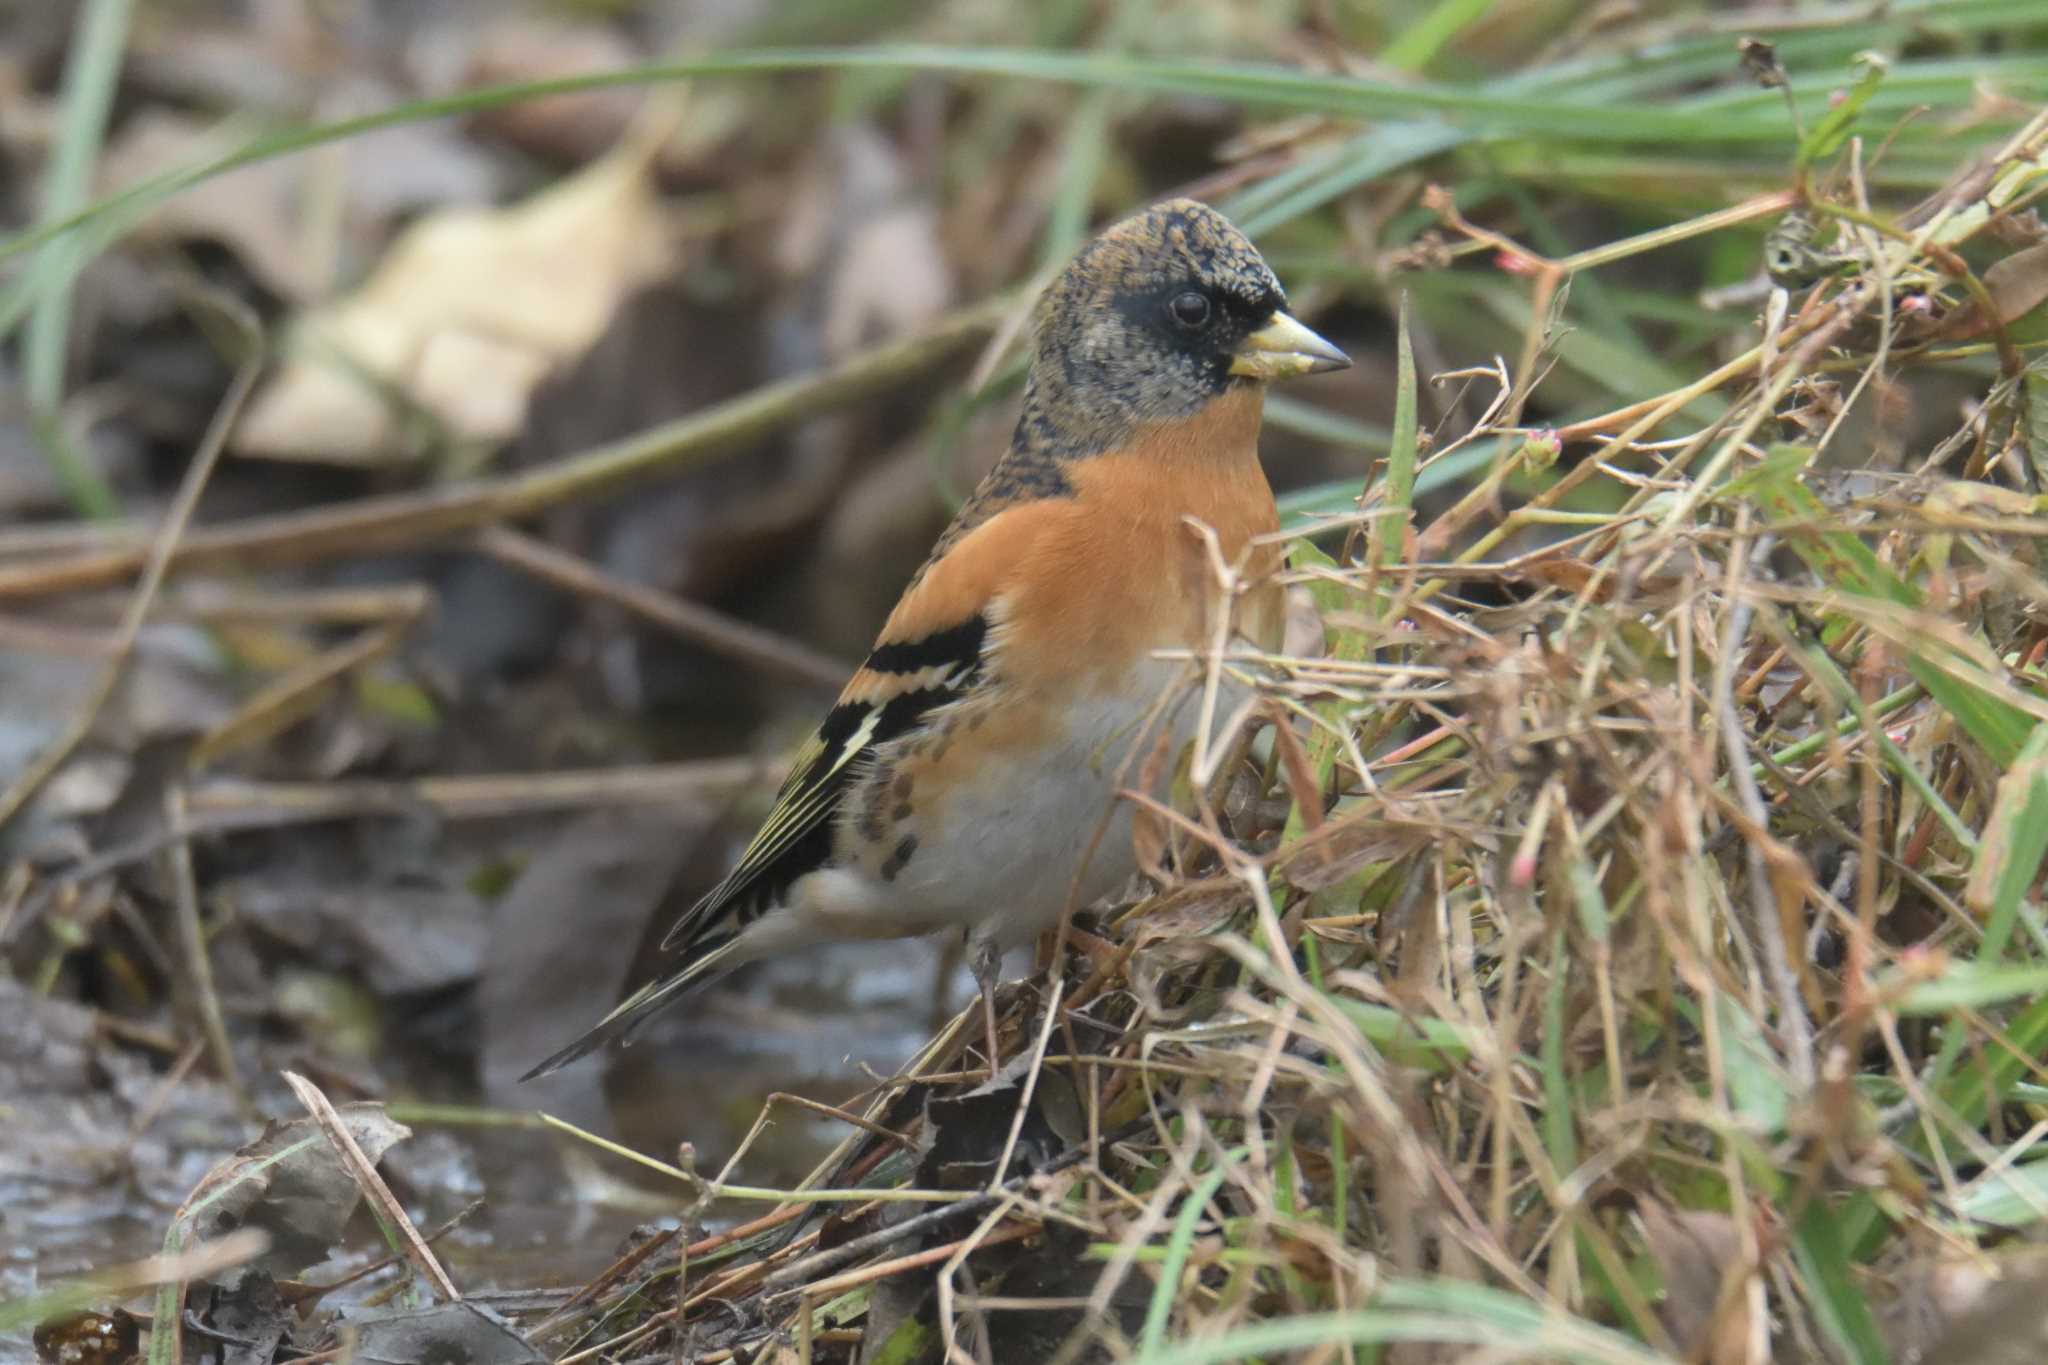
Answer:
top-left (928, 932), bottom-right (965, 1035)
top-left (969, 934), bottom-right (1004, 1079)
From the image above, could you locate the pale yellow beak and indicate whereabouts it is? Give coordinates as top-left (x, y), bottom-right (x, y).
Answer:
top-left (1228, 311), bottom-right (1351, 380)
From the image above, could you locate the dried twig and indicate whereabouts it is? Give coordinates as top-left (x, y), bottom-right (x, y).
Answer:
top-left (0, 294), bottom-right (1010, 602)
top-left (476, 525), bottom-right (848, 693)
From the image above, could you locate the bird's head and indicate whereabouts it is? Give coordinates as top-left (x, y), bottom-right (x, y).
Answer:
top-left (1026, 198), bottom-right (1349, 449)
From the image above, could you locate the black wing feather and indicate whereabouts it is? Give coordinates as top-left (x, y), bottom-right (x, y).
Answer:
top-left (522, 613), bottom-right (989, 1079)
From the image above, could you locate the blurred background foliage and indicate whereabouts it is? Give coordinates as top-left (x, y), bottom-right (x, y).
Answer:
top-left (2, 0), bottom-right (2047, 1348)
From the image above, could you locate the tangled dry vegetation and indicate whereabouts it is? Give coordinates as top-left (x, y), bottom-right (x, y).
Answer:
top-left (491, 113), bottom-right (2048, 1365)
top-left (7, 9), bottom-right (2048, 1365)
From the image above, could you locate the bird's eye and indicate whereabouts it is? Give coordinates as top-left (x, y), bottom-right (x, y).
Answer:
top-left (1168, 291), bottom-right (1212, 328)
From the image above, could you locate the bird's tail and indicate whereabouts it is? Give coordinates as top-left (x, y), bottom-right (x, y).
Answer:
top-left (519, 936), bottom-right (745, 1081)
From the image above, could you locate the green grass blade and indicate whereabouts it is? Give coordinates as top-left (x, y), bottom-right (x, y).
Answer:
top-left (1279, 438), bottom-right (1508, 530)
top-left (1135, 1280), bottom-right (1670, 1365)
top-left (1541, 927), bottom-right (1579, 1171)
top-left (1956, 1159), bottom-right (2048, 1228)
top-left (1968, 724), bottom-right (2048, 963)
top-left (1263, 395), bottom-right (1391, 455)
top-left (1137, 1149), bottom-right (1244, 1353)
top-left (1914, 726), bottom-right (2048, 1124)
top-left (1796, 52), bottom-right (1888, 169)
top-left (1382, 0), bottom-right (1499, 73)
top-left (1736, 444), bottom-right (2038, 766)
top-left (1373, 292), bottom-right (1419, 569)
top-left (1889, 963), bottom-right (2048, 1014)
top-left (15, 40), bottom-right (2037, 276)
top-left (24, 0), bottom-right (134, 518)
top-left (1792, 1195), bottom-right (1890, 1364)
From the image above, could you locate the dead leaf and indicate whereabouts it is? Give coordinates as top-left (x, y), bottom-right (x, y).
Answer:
top-left (1274, 810), bottom-right (1436, 892)
top-left (1118, 875), bottom-right (1248, 941)
top-left (179, 1104), bottom-right (410, 1276)
top-left (475, 808), bottom-right (694, 1105)
top-left (1637, 1200), bottom-right (1755, 1365)
top-left (233, 123), bottom-right (678, 464)
top-left (1923, 479), bottom-right (2044, 523)
top-left (348, 1302), bottom-right (546, 1365)
top-left (196, 1265), bottom-right (291, 1365)
top-left (920, 1053), bottom-right (1065, 1189)
top-left (97, 103), bottom-right (500, 304)
top-left (316, 75), bottom-right (505, 226)
top-left (1883, 1246), bottom-right (2048, 1365)
top-left (1940, 241), bottom-right (2048, 340)
top-left (777, 126), bottom-right (954, 362)
top-left (460, 21), bottom-right (646, 164)
top-left (227, 878), bottom-right (489, 995)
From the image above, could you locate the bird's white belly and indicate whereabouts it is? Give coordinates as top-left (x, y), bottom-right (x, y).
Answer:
top-left (742, 656), bottom-right (1256, 969)
top-left (885, 688), bottom-right (1157, 942)
top-left (844, 657), bottom-right (1248, 945)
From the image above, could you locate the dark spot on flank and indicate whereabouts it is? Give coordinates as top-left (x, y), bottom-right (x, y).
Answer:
top-left (880, 834), bottom-right (919, 882)
top-left (857, 794), bottom-right (886, 844)
top-left (892, 801), bottom-right (914, 823)
top-left (855, 769), bottom-right (891, 842)
top-left (892, 772), bottom-right (914, 802)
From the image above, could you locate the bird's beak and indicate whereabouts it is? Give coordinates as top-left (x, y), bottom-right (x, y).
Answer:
top-left (1229, 312), bottom-right (1351, 380)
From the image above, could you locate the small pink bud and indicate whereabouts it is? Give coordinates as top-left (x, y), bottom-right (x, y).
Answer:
top-left (1510, 850), bottom-right (1538, 887)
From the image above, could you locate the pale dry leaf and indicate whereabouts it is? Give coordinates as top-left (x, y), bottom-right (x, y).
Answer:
top-left (98, 110), bottom-right (317, 300)
top-left (98, 98), bottom-right (499, 305)
top-left (233, 126), bottom-right (678, 464)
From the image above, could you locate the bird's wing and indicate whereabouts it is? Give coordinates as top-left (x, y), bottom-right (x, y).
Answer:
top-left (659, 494), bottom-right (1057, 950)
top-left (654, 619), bottom-right (990, 951)
top-left (520, 499), bottom-right (1059, 1079)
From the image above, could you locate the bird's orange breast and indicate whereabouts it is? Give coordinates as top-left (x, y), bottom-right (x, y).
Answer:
top-left (997, 384), bottom-right (1283, 690)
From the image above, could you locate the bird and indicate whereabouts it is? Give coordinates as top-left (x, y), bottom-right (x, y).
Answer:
top-left (525, 197), bottom-right (1349, 1079)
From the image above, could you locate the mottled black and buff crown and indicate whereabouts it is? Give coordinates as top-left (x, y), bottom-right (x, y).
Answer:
top-left (921, 200), bottom-right (1300, 564)
top-left (1020, 198), bottom-right (1287, 455)
top-left (1039, 197), bottom-right (1284, 341)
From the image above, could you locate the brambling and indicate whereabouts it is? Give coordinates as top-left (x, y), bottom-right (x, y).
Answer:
top-left (527, 198), bottom-right (1347, 1078)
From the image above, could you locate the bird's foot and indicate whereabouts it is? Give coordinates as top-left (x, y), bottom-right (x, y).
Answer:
top-left (969, 936), bottom-right (1004, 1079)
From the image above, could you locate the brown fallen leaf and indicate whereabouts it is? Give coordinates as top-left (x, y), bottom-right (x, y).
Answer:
top-left (1637, 1199), bottom-right (1757, 1365)
top-left (1882, 1246), bottom-right (2048, 1365)
top-left (1938, 240), bottom-right (2048, 340)
top-left (1274, 808), bottom-right (1439, 892)
top-left (460, 20), bottom-right (646, 164)
top-left (347, 1302), bottom-right (546, 1365)
top-left (98, 110), bottom-right (319, 301)
top-left (233, 117), bottom-right (679, 464)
